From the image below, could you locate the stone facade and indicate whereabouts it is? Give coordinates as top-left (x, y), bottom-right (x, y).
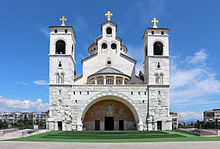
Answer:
top-left (48, 17), bottom-right (172, 131)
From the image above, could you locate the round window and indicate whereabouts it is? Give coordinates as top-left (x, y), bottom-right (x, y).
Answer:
top-left (107, 61), bottom-right (111, 65)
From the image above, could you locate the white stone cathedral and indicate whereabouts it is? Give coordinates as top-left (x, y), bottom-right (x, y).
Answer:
top-left (48, 12), bottom-right (172, 131)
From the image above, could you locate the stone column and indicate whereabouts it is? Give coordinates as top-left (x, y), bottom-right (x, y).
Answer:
top-left (77, 121), bottom-right (83, 131)
top-left (55, 121), bottom-right (58, 130)
top-left (114, 76), bottom-right (116, 85)
top-left (138, 122), bottom-right (143, 131)
top-left (122, 77), bottom-right (125, 85)
top-left (104, 75), bottom-right (106, 85)
top-left (95, 77), bottom-right (97, 85)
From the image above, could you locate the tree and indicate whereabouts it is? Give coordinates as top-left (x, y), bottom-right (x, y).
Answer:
top-left (17, 122), bottom-right (25, 128)
top-left (0, 121), bottom-right (8, 129)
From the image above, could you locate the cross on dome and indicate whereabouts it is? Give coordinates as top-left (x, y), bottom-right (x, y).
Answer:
top-left (60, 16), bottom-right (67, 26)
top-left (105, 11), bottom-right (113, 21)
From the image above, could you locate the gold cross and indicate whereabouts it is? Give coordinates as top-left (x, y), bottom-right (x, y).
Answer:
top-left (105, 11), bottom-right (113, 21)
top-left (60, 16), bottom-right (67, 26)
top-left (152, 18), bottom-right (159, 28)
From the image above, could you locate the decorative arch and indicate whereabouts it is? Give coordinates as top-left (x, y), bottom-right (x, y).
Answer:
top-left (81, 92), bottom-right (140, 123)
top-left (55, 72), bottom-right (60, 84)
top-left (154, 73), bottom-right (159, 84)
top-left (60, 72), bottom-right (65, 84)
top-left (56, 40), bottom-right (66, 54)
top-left (54, 37), bottom-right (68, 45)
top-left (153, 41), bottom-right (163, 55)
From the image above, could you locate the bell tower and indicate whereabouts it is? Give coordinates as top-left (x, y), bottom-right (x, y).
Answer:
top-left (49, 16), bottom-right (76, 85)
top-left (143, 18), bottom-right (169, 85)
top-left (143, 18), bottom-right (172, 130)
top-left (48, 16), bottom-right (76, 131)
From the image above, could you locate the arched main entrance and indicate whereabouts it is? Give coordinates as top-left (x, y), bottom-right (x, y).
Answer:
top-left (83, 100), bottom-right (136, 131)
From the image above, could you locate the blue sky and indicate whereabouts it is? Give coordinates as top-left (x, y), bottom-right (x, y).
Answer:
top-left (0, 0), bottom-right (220, 121)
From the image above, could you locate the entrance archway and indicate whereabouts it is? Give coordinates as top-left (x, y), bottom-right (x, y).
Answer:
top-left (83, 99), bottom-right (137, 131)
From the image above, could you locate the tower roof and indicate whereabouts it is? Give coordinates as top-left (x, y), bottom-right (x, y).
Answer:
top-left (142, 27), bottom-right (169, 40)
top-left (49, 26), bottom-right (76, 38)
top-left (101, 21), bottom-right (117, 32)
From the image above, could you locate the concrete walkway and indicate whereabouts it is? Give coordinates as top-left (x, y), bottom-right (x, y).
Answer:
top-left (0, 141), bottom-right (220, 149)
top-left (0, 129), bottom-right (50, 141)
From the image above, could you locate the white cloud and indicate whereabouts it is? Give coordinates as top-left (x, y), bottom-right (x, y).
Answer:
top-left (33, 80), bottom-right (48, 85)
top-left (124, 47), bottom-right (220, 121)
top-left (170, 49), bottom-right (220, 117)
top-left (185, 49), bottom-right (207, 64)
top-left (179, 111), bottom-right (203, 121)
top-left (16, 81), bottom-right (27, 85)
top-left (39, 27), bottom-right (50, 37)
top-left (0, 96), bottom-right (49, 112)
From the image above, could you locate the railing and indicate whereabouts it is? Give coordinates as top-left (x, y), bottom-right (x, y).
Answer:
top-left (0, 128), bottom-right (19, 136)
top-left (175, 128), bottom-right (219, 136)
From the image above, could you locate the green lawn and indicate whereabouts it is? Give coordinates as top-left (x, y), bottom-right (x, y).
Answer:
top-left (5, 130), bottom-right (220, 142)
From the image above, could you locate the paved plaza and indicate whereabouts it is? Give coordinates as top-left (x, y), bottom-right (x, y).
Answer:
top-left (0, 141), bottom-right (220, 149)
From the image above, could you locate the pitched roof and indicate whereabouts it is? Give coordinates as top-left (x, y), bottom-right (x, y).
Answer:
top-left (88, 67), bottom-right (130, 78)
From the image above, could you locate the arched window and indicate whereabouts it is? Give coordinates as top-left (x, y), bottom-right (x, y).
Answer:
top-left (102, 43), bottom-right (107, 49)
top-left (106, 27), bottom-right (112, 34)
top-left (56, 73), bottom-right (60, 84)
top-left (155, 73), bottom-right (164, 84)
top-left (111, 43), bottom-right (117, 49)
top-left (155, 74), bottom-right (159, 84)
top-left (56, 40), bottom-right (66, 54)
top-left (159, 74), bottom-right (164, 84)
top-left (60, 73), bottom-right (64, 84)
top-left (153, 41), bottom-right (163, 55)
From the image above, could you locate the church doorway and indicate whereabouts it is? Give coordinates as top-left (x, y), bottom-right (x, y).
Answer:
top-left (95, 120), bottom-right (100, 130)
top-left (157, 121), bottom-right (162, 130)
top-left (83, 100), bottom-right (136, 131)
top-left (58, 121), bottom-right (62, 131)
top-left (119, 120), bottom-right (124, 130)
top-left (105, 117), bottom-right (114, 130)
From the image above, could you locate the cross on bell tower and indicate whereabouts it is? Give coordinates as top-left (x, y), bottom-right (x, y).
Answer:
top-left (151, 18), bottom-right (159, 28)
top-left (60, 16), bottom-right (67, 26)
